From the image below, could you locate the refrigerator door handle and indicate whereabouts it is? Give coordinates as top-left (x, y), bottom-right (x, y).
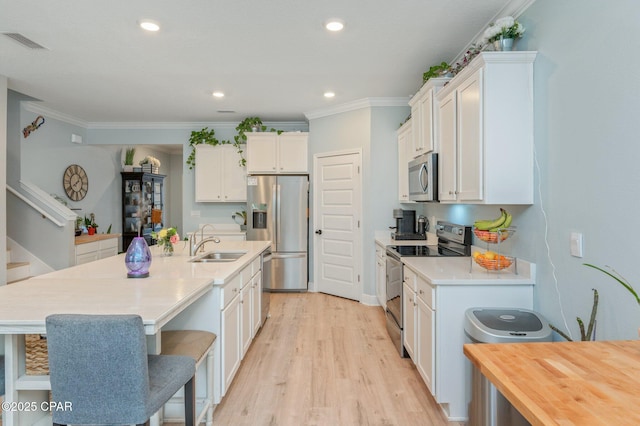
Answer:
top-left (271, 183), bottom-right (277, 250)
top-left (271, 253), bottom-right (306, 259)
top-left (276, 184), bottom-right (282, 246)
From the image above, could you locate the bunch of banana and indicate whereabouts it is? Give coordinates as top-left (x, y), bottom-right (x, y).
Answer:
top-left (474, 208), bottom-right (512, 231)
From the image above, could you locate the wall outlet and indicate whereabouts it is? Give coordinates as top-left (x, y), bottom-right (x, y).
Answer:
top-left (191, 210), bottom-right (201, 217)
top-left (570, 232), bottom-right (583, 257)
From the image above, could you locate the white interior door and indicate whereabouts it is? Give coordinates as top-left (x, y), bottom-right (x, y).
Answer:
top-left (313, 151), bottom-right (362, 301)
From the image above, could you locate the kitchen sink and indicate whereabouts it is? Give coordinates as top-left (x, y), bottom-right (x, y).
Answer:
top-left (189, 250), bottom-right (247, 263)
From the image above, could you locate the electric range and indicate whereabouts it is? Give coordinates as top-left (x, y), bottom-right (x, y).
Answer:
top-left (385, 221), bottom-right (471, 357)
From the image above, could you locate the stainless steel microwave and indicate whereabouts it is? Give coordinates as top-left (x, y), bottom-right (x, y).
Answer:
top-left (408, 152), bottom-right (438, 202)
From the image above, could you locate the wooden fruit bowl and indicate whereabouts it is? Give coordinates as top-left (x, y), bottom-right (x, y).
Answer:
top-left (474, 254), bottom-right (513, 271)
top-left (473, 227), bottom-right (512, 244)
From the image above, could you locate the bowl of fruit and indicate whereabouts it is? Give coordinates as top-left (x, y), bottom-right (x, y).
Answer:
top-left (472, 251), bottom-right (513, 271)
top-left (473, 208), bottom-right (514, 243)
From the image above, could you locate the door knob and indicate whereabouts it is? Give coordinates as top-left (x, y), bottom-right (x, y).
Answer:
top-left (315, 229), bottom-right (322, 235)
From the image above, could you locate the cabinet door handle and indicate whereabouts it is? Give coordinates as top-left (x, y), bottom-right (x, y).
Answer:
top-left (419, 289), bottom-right (424, 294)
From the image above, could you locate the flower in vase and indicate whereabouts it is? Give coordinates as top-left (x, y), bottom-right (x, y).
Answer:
top-left (151, 227), bottom-right (179, 254)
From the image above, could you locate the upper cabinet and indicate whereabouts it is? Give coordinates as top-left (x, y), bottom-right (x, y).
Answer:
top-left (195, 144), bottom-right (247, 202)
top-left (436, 52), bottom-right (537, 204)
top-left (408, 78), bottom-right (449, 158)
top-left (246, 132), bottom-right (308, 174)
top-left (397, 120), bottom-right (412, 202)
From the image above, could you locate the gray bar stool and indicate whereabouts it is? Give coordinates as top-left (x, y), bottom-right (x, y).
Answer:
top-left (45, 314), bottom-right (196, 426)
top-left (162, 330), bottom-right (217, 426)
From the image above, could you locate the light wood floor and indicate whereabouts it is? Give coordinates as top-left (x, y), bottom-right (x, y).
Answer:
top-left (212, 292), bottom-right (462, 426)
top-left (0, 293), bottom-right (462, 426)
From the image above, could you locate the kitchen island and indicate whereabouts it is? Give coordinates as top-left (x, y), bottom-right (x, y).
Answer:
top-left (464, 340), bottom-right (640, 425)
top-left (0, 240), bottom-right (270, 426)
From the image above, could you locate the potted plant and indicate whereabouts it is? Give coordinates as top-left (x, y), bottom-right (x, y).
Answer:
top-left (123, 147), bottom-right (136, 172)
top-left (84, 215), bottom-right (99, 235)
top-left (139, 155), bottom-right (161, 173)
top-left (186, 127), bottom-right (221, 169)
top-left (481, 15), bottom-right (525, 51)
top-left (233, 210), bottom-right (247, 230)
top-left (422, 62), bottom-right (452, 83)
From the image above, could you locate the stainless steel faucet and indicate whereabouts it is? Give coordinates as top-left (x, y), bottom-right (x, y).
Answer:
top-left (189, 224), bottom-right (221, 256)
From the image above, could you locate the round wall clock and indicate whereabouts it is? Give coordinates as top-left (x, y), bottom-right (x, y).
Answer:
top-left (63, 164), bottom-right (89, 201)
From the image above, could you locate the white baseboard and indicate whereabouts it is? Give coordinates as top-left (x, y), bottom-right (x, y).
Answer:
top-left (359, 293), bottom-right (380, 306)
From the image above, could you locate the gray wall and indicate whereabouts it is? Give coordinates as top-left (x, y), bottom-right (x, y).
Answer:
top-left (308, 104), bottom-right (410, 299)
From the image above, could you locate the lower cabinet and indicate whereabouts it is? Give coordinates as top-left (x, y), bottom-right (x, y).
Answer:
top-left (222, 280), bottom-right (242, 393)
top-left (416, 293), bottom-right (434, 392)
top-left (402, 281), bottom-right (416, 360)
top-left (240, 277), bottom-right (253, 358)
top-left (375, 242), bottom-right (387, 309)
top-left (402, 263), bottom-right (534, 421)
top-left (220, 256), bottom-right (262, 399)
top-left (75, 237), bottom-right (118, 265)
top-left (251, 272), bottom-right (262, 337)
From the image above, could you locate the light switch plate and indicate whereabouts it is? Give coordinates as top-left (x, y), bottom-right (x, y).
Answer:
top-left (570, 232), bottom-right (583, 257)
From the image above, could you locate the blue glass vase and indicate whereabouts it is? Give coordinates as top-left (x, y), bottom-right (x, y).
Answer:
top-left (125, 236), bottom-right (152, 278)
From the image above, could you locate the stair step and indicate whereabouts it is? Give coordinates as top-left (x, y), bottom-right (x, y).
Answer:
top-left (7, 261), bottom-right (31, 284)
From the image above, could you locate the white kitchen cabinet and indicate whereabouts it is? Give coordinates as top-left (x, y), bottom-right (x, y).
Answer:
top-left (437, 51), bottom-right (537, 204)
top-left (408, 78), bottom-right (448, 158)
top-left (240, 276), bottom-right (252, 358)
top-left (246, 132), bottom-right (308, 174)
top-left (195, 144), bottom-right (246, 202)
top-left (75, 237), bottom-right (118, 265)
top-left (402, 262), bottom-right (533, 421)
top-left (402, 281), bottom-right (416, 360)
top-left (221, 276), bottom-right (241, 394)
top-left (415, 276), bottom-right (435, 393)
top-left (396, 120), bottom-right (412, 202)
top-left (375, 242), bottom-right (387, 309)
top-left (251, 271), bottom-right (262, 337)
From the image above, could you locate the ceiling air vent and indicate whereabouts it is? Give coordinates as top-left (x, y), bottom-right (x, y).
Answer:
top-left (217, 110), bottom-right (236, 114)
top-left (2, 32), bottom-right (47, 49)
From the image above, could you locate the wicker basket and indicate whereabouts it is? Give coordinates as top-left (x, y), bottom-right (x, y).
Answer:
top-left (25, 334), bottom-right (49, 375)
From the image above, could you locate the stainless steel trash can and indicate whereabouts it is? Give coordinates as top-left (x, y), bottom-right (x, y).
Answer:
top-left (464, 308), bottom-right (552, 426)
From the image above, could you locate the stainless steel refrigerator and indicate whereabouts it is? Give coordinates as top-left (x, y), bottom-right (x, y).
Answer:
top-left (246, 175), bottom-right (308, 291)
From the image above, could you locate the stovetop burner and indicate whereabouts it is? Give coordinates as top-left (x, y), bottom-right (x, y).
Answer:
top-left (388, 245), bottom-right (463, 257)
top-left (386, 221), bottom-right (471, 259)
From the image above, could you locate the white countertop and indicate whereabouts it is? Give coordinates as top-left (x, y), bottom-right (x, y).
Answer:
top-left (376, 230), bottom-right (534, 286)
top-left (402, 256), bottom-right (534, 285)
top-left (0, 240), bottom-right (271, 334)
top-left (35, 240), bottom-right (270, 285)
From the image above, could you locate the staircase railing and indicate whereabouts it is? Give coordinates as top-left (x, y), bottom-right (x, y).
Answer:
top-left (6, 182), bottom-right (78, 270)
top-left (6, 185), bottom-right (65, 226)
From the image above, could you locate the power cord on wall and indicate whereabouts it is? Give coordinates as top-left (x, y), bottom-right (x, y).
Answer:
top-left (534, 144), bottom-right (573, 340)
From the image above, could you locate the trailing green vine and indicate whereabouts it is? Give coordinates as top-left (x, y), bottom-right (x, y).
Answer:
top-left (186, 117), bottom-right (284, 169)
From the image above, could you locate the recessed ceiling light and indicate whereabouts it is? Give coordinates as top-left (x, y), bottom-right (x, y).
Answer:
top-left (325, 19), bottom-right (345, 32)
top-left (212, 91), bottom-right (225, 98)
top-left (139, 20), bottom-right (160, 32)
top-left (324, 91), bottom-right (336, 98)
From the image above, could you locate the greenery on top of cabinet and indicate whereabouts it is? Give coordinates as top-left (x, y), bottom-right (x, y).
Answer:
top-left (186, 117), bottom-right (284, 169)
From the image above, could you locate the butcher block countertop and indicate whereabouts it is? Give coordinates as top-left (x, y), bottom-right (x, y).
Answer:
top-left (74, 233), bottom-right (120, 245)
top-left (464, 340), bottom-right (640, 426)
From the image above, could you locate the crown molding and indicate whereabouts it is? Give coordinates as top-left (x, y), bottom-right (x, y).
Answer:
top-left (304, 97), bottom-right (410, 120)
top-left (450, 0), bottom-right (537, 66)
top-left (23, 102), bottom-right (88, 128)
top-left (20, 102), bottom-right (307, 130)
